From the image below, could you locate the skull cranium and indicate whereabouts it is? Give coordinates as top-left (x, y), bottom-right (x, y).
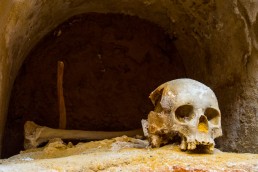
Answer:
top-left (147, 79), bottom-right (222, 152)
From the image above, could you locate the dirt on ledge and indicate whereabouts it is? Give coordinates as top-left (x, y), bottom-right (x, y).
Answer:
top-left (1, 136), bottom-right (257, 171)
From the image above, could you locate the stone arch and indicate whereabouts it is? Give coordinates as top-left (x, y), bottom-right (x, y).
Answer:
top-left (0, 0), bottom-right (257, 156)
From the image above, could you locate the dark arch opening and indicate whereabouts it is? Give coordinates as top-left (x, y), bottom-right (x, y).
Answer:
top-left (2, 13), bottom-right (186, 158)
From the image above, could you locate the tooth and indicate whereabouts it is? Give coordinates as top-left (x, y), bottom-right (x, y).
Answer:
top-left (180, 137), bottom-right (187, 150)
top-left (188, 142), bottom-right (196, 150)
top-left (209, 145), bottom-right (214, 152)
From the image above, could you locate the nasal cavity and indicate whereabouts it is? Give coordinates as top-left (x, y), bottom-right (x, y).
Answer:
top-left (198, 115), bottom-right (209, 133)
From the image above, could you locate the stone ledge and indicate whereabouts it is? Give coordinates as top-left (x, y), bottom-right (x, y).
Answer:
top-left (0, 137), bottom-right (257, 171)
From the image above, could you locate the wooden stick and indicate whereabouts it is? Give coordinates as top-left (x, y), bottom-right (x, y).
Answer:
top-left (57, 61), bottom-right (66, 129)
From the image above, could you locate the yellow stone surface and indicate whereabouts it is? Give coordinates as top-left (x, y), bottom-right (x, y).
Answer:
top-left (0, 136), bottom-right (257, 171)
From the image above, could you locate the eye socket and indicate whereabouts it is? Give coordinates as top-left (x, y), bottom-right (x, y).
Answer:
top-left (204, 107), bottom-right (220, 125)
top-left (175, 105), bottom-right (194, 123)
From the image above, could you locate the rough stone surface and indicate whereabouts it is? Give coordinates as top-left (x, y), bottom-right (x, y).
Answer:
top-left (0, 0), bottom-right (258, 157)
top-left (0, 137), bottom-right (257, 172)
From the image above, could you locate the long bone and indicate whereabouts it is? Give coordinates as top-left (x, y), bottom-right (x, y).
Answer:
top-left (24, 121), bottom-right (143, 150)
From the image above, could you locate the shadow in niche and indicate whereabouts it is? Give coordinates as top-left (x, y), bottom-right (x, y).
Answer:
top-left (2, 13), bottom-right (186, 158)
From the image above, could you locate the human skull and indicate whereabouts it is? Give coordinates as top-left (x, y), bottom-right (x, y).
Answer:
top-left (147, 79), bottom-right (222, 152)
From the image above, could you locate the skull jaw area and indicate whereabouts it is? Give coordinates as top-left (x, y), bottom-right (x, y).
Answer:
top-left (174, 123), bottom-right (216, 152)
top-left (147, 129), bottom-right (216, 152)
top-left (146, 111), bottom-right (217, 152)
top-left (179, 133), bottom-right (215, 152)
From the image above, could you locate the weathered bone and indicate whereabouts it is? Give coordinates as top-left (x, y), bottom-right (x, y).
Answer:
top-left (146, 79), bottom-right (222, 152)
top-left (24, 121), bottom-right (143, 149)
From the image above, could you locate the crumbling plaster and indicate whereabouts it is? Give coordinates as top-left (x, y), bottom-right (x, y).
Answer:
top-left (0, 0), bottom-right (257, 156)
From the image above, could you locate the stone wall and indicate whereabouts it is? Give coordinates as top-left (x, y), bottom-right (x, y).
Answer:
top-left (0, 0), bottom-right (257, 156)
